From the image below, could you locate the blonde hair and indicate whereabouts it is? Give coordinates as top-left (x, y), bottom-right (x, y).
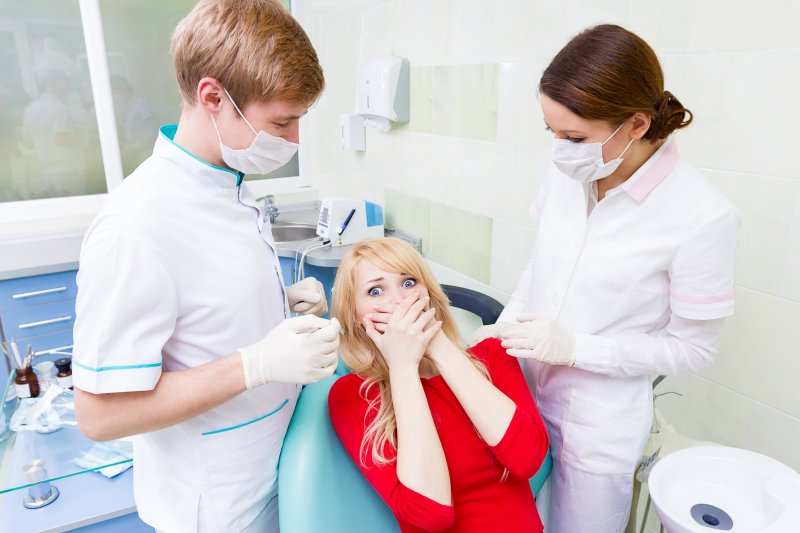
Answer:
top-left (170, 0), bottom-right (324, 107)
top-left (331, 238), bottom-right (488, 466)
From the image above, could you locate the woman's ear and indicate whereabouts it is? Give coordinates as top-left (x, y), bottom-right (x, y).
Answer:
top-left (630, 112), bottom-right (651, 140)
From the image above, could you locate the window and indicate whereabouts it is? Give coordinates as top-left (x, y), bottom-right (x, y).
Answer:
top-left (0, 0), bottom-right (309, 218)
top-left (0, 1), bottom-right (105, 203)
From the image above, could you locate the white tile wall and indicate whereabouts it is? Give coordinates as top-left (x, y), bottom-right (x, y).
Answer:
top-left (490, 219), bottom-right (537, 296)
top-left (662, 50), bottom-right (800, 179)
top-left (296, 0), bottom-right (800, 487)
top-left (704, 169), bottom-right (800, 303)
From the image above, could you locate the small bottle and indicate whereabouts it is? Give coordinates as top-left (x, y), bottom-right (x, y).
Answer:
top-left (14, 366), bottom-right (40, 399)
top-left (55, 358), bottom-right (73, 390)
top-left (34, 361), bottom-right (56, 393)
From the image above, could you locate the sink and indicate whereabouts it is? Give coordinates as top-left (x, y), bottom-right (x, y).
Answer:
top-left (271, 224), bottom-right (319, 243)
top-left (648, 446), bottom-right (800, 532)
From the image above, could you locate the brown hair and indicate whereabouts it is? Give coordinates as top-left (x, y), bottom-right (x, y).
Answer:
top-left (331, 238), bottom-right (488, 466)
top-left (170, 0), bottom-right (324, 108)
top-left (540, 24), bottom-right (692, 142)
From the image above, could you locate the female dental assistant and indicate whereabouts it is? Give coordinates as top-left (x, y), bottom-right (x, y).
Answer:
top-left (484, 25), bottom-right (739, 533)
top-left (72, 2), bottom-right (339, 532)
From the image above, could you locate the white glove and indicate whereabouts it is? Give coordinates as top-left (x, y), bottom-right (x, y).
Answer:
top-left (240, 315), bottom-right (340, 389)
top-left (467, 321), bottom-right (515, 347)
top-left (286, 277), bottom-right (328, 316)
top-left (499, 314), bottom-right (576, 366)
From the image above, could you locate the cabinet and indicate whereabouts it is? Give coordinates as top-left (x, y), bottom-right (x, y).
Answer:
top-left (0, 269), bottom-right (152, 532)
top-left (0, 270), bottom-right (78, 373)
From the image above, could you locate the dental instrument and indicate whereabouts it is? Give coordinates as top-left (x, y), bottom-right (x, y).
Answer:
top-left (337, 208), bottom-right (356, 237)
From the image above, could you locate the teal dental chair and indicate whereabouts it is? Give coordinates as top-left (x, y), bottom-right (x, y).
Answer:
top-left (278, 285), bottom-right (553, 533)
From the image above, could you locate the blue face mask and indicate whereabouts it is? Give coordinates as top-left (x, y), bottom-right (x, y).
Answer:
top-left (551, 122), bottom-right (634, 183)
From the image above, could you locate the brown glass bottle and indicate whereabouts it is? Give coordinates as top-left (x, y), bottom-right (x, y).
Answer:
top-left (14, 366), bottom-right (40, 399)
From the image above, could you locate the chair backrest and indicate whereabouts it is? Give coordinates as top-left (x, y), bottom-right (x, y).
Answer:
top-left (278, 285), bottom-right (552, 532)
top-left (278, 376), bottom-right (400, 533)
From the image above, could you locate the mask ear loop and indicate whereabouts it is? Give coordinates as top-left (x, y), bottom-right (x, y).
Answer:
top-left (616, 137), bottom-right (636, 160)
top-left (223, 88), bottom-right (259, 136)
top-left (601, 121), bottom-right (636, 161)
top-left (601, 122), bottom-right (626, 146)
top-left (209, 113), bottom-right (224, 144)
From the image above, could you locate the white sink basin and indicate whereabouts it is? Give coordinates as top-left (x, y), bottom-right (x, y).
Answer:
top-left (649, 446), bottom-right (800, 532)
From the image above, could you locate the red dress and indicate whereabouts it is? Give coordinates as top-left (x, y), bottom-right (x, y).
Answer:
top-left (328, 338), bottom-right (548, 532)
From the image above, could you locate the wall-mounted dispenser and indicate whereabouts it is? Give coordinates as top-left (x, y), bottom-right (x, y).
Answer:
top-left (357, 55), bottom-right (409, 130)
top-left (340, 55), bottom-right (409, 151)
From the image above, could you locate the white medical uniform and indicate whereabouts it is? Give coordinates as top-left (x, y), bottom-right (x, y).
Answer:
top-left (73, 125), bottom-right (298, 533)
top-left (499, 137), bottom-right (739, 533)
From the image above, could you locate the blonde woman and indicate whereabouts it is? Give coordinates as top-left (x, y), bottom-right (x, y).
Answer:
top-left (328, 238), bottom-right (548, 533)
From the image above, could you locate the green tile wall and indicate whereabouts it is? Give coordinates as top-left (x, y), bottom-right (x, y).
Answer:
top-left (385, 188), bottom-right (432, 256)
top-left (429, 203), bottom-right (492, 284)
top-left (403, 63), bottom-right (500, 141)
top-left (432, 64), bottom-right (499, 142)
top-left (403, 66), bottom-right (433, 134)
top-left (385, 188), bottom-right (492, 285)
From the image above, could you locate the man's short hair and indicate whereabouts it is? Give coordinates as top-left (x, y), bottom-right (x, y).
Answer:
top-left (171, 0), bottom-right (324, 108)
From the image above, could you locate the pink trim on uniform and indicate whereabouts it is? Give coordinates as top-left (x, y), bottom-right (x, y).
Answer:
top-left (670, 290), bottom-right (735, 304)
top-left (625, 140), bottom-right (680, 202)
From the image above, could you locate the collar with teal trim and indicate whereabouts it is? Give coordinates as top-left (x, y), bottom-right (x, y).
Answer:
top-left (156, 124), bottom-right (246, 187)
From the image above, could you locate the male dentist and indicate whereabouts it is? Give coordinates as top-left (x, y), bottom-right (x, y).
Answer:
top-left (72, 1), bottom-right (337, 531)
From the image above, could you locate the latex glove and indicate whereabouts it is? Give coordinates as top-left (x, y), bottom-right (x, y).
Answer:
top-left (286, 277), bottom-right (328, 316)
top-left (467, 321), bottom-right (515, 347)
top-left (499, 314), bottom-right (576, 366)
top-left (240, 315), bottom-right (340, 389)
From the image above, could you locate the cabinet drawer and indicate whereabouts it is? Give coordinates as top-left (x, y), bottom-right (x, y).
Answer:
top-left (0, 270), bottom-right (78, 311)
top-left (27, 330), bottom-right (75, 362)
top-left (1, 299), bottom-right (76, 340)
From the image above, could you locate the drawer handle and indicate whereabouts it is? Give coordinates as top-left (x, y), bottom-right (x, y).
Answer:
top-left (12, 287), bottom-right (68, 299)
top-left (18, 315), bottom-right (73, 330)
top-left (34, 344), bottom-right (74, 357)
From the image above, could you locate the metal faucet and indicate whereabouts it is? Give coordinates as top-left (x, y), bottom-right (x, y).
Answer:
top-left (262, 195), bottom-right (279, 224)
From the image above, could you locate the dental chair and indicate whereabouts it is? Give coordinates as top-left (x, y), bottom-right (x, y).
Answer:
top-left (278, 285), bottom-right (553, 533)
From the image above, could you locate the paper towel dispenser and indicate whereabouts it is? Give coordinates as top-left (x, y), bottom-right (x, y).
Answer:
top-left (356, 56), bottom-right (409, 127)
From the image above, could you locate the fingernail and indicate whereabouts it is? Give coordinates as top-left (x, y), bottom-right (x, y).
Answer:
top-left (366, 314), bottom-right (373, 319)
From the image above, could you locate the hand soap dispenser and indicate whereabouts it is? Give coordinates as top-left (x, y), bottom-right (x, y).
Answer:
top-left (356, 55), bottom-right (409, 131)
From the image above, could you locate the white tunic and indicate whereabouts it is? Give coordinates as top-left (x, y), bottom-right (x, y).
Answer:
top-left (500, 137), bottom-right (739, 532)
top-left (73, 125), bottom-right (297, 532)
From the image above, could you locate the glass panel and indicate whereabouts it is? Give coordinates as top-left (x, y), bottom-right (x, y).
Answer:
top-left (98, 0), bottom-right (193, 177)
top-left (0, 371), bottom-right (132, 495)
top-left (99, 0), bottom-right (300, 181)
top-left (0, 0), bottom-right (106, 203)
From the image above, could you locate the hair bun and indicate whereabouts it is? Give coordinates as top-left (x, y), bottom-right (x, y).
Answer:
top-left (647, 90), bottom-right (693, 141)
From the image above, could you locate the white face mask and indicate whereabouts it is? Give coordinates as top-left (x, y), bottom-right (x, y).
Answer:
top-left (551, 122), bottom-right (635, 183)
top-left (210, 88), bottom-right (299, 176)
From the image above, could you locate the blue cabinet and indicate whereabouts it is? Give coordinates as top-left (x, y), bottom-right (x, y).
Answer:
top-left (0, 269), bottom-right (151, 531)
top-left (0, 271), bottom-right (78, 371)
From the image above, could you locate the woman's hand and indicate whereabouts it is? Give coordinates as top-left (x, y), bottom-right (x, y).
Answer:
top-left (370, 301), bottom-right (458, 360)
top-left (363, 293), bottom-right (441, 372)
